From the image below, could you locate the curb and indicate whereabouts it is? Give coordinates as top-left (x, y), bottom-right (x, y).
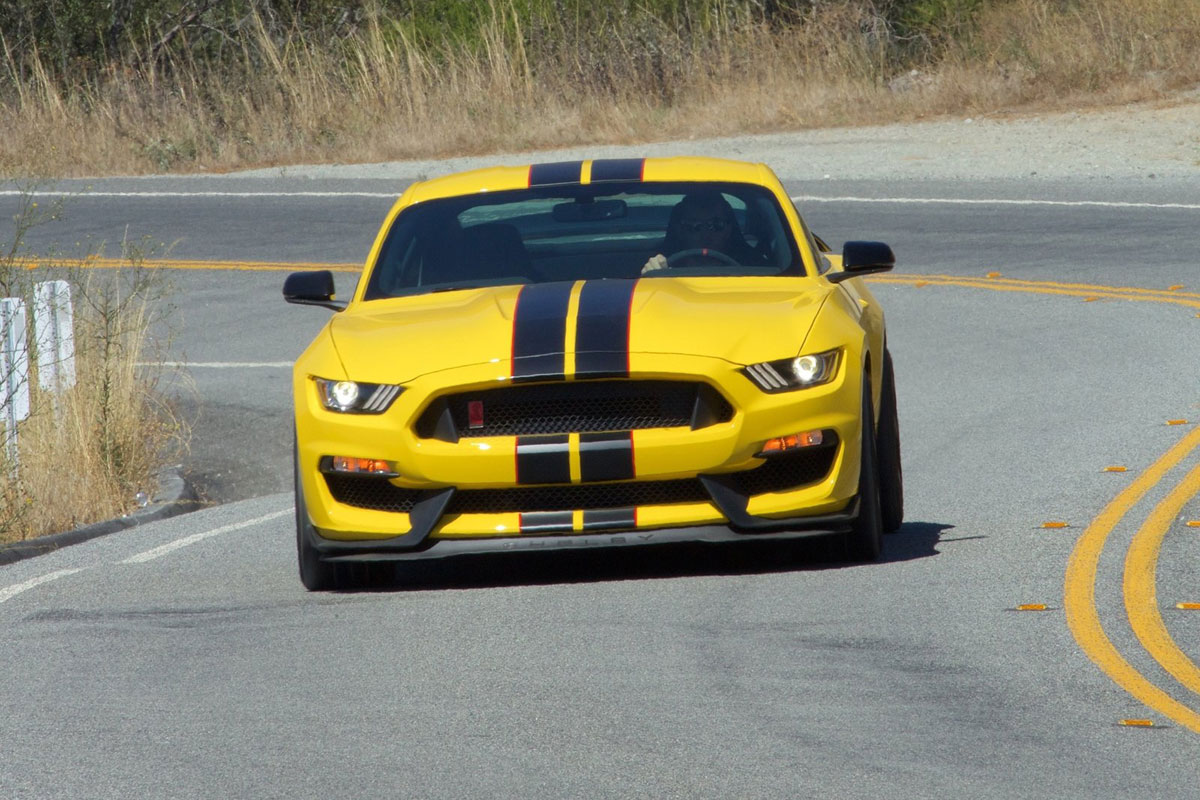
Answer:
top-left (0, 468), bottom-right (197, 566)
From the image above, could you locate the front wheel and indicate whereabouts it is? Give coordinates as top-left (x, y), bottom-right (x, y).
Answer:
top-left (877, 350), bottom-right (904, 533)
top-left (845, 386), bottom-right (883, 562)
top-left (295, 442), bottom-right (345, 591)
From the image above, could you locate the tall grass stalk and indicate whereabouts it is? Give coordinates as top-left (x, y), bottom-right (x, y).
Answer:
top-left (1, 0), bottom-right (1197, 175)
top-left (0, 191), bottom-right (186, 543)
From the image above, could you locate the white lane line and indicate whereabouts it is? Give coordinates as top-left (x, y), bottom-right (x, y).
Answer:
top-left (790, 194), bottom-right (1200, 210)
top-left (4, 189), bottom-right (1197, 210)
top-left (122, 509), bottom-right (291, 564)
top-left (141, 361), bottom-right (293, 369)
top-left (0, 190), bottom-right (396, 199)
top-left (0, 569), bottom-right (84, 605)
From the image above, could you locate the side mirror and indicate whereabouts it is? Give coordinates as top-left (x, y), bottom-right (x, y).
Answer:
top-left (827, 241), bottom-right (895, 283)
top-left (283, 270), bottom-right (346, 311)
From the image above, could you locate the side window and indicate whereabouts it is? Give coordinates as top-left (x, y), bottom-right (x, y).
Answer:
top-left (370, 214), bottom-right (420, 296)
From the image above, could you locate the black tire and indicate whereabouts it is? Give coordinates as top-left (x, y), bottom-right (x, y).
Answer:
top-left (294, 443), bottom-right (345, 592)
top-left (845, 386), bottom-right (883, 562)
top-left (877, 350), bottom-right (904, 533)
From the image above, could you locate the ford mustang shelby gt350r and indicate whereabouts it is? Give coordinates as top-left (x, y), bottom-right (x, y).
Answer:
top-left (285, 156), bottom-right (902, 590)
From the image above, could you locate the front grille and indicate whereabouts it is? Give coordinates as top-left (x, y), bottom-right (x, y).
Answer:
top-left (324, 443), bottom-right (838, 515)
top-left (416, 380), bottom-right (732, 438)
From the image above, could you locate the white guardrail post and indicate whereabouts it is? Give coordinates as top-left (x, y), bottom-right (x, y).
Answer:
top-left (1, 297), bottom-right (31, 473)
top-left (0, 282), bottom-right (74, 476)
top-left (33, 280), bottom-right (76, 395)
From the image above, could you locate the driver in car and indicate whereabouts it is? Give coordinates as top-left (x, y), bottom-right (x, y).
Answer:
top-left (642, 190), bottom-right (766, 274)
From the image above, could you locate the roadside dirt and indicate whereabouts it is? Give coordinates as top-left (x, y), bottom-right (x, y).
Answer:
top-left (229, 96), bottom-right (1200, 184)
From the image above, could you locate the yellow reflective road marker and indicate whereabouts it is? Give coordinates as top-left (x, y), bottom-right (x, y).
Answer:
top-left (1042, 521), bottom-right (1070, 529)
top-left (1103, 466), bottom-right (1128, 473)
top-left (1065, 425), bottom-right (1200, 734)
top-left (1016, 604), bottom-right (1049, 611)
top-left (1119, 719), bottom-right (1157, 727)
top-left (1186, 521), bottom-right (1200, 528)
top-left (986, 271), bottom-right (1002, 278)
top-left (1177, 603), bottom-right (1200, 611)
top-left (1166, 419), bottom-right (1190, 426)
top-left (1168, 285), bottom-right (1185, 291)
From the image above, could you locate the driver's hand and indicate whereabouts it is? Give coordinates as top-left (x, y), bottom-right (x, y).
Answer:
top-left (641, 254), bottom-right (667, 274)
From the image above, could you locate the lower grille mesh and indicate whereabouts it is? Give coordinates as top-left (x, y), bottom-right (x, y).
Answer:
top-left (447, 479), bottom-right (711, 514)
top-left (323, 445), bottom-right (837, 515)
top-left (725, 445), bottom-right (837, 496)
top-left (325, 474), bottom-right (423, 513)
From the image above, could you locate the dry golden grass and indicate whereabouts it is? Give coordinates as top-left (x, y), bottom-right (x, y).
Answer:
top-left (946, 0), bottom-right (1200, 108)
top-left (0, 259), bottom-right (187, 544)
top-left (1, 0), bottom-right (1198, 176)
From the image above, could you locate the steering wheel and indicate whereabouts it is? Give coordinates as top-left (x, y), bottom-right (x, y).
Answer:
top-left (665, 248), bottom-right (739, 268)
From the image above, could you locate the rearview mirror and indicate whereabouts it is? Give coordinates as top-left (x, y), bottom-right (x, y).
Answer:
top-left (827, 241), bottom-right (895, 283)
top-left (552, 198), bottom-right (628, 222)
top-left (283, 270), bottom-right (346, 311)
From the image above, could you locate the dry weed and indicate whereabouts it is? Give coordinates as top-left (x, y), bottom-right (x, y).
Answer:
top-left (0, 0), bottom-right (1197, 174)
top-left (0, 238), bottom-right (187, 543)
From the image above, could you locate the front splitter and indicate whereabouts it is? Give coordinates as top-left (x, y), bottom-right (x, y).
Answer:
top-left (315, 509), bottom-right (856, 563)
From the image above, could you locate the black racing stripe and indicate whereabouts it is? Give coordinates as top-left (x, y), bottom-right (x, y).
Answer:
top-left (528, 161), bottom-right (583, 186)
top-left (590, 158), bottom-right (644, 183)
top-left (520, 511), bottom-right (574, 533)
top-left (511, 282), bottom-right (573, 383)
top-left (579, 431), bottom-right (635, 483)
top-left (516, 434), bottom-right (571, 485)
top-left (574, 279), bottom-right (637, 379)
top-left (582, 508), bottom-right (637, 531)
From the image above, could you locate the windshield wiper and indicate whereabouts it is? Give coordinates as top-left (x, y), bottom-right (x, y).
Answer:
top-left (430, 285), bottom-right (482, 293)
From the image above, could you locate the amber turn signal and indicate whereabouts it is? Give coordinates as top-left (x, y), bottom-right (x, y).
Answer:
top-left (758, 429), bottom-right (824, 456)
top-left (326, 456), bottom-right (398, 476)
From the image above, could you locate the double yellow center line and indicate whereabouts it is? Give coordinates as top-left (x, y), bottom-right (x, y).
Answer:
top-left (874, 271), bottom-right (1200, 730)
top-left (18, 255), bottom-right (1200, 725)
top-left (871, 273), bottom-right (1200, 311)
top-left (1065, 426), bottom-right (1200, 732)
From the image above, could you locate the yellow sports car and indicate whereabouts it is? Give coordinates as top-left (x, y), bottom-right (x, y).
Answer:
top-left (285, 156), bottom-right (901, 590)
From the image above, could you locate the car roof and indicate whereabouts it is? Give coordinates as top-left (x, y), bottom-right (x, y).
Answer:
top-left (402, 156), bottom-right (778, 204)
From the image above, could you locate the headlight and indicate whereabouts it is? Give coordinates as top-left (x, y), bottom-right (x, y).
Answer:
top-left (743, 349), bottom-right (840, 393)
top-left (314, 378), bottom-right (403, 413)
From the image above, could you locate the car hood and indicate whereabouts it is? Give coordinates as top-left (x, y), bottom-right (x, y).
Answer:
top-left (329, 278), bottom-right (831, 383)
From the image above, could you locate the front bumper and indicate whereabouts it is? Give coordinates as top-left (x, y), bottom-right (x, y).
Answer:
top-left (295, 351), bottom-right (865, 548)
top-left (305, 496), bottom-right (859, 563)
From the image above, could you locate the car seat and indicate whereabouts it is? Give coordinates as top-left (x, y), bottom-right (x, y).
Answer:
top-left (454, 223), bottom-right (535, 282)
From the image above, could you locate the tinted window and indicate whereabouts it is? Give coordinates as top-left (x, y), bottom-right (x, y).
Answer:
top-left (364, 181), bottom-right (802, 300)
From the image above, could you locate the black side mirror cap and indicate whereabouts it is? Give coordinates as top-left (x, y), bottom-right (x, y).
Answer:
top-left (283, 270), bottom-right (346, 311)
top-left (827, 241), bottom-right (895, 283)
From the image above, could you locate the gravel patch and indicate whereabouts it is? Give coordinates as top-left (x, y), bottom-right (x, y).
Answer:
top-left (232, 99), bottom-right (1200, 184)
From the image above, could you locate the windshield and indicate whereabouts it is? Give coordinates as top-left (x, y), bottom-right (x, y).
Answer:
top-left (363, 181), bottom-right (803, 300)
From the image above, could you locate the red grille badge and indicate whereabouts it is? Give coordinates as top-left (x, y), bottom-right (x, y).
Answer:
top-left (467, 400), bottom-right (485, 429)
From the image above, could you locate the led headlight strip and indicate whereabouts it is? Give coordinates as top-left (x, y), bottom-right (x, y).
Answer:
top-left (742, 349), bottom-right (840, 393)
top-left (314, 378), bottom-right (403, 414)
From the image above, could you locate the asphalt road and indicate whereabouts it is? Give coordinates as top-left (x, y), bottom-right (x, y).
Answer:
top-left (1, 172), bottom-right (1199, 798)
